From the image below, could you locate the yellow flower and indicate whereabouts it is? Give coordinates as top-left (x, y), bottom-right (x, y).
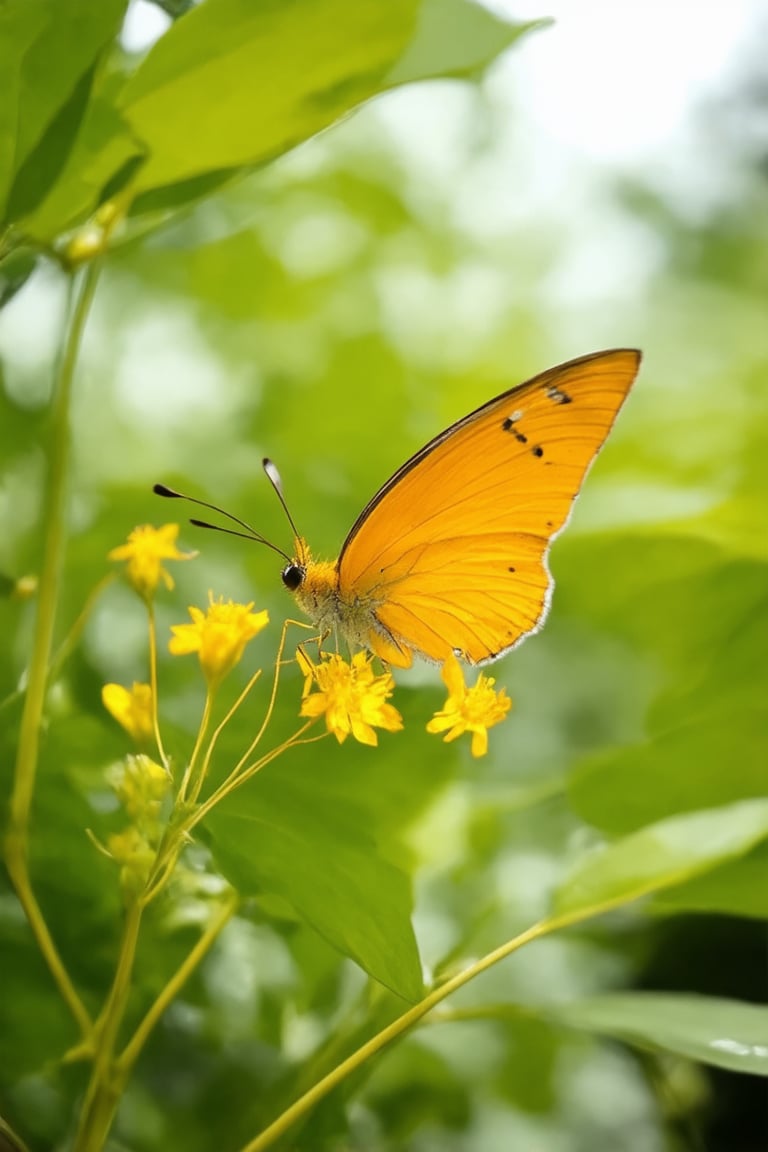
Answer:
top-left (109, 524), bottom-right (194, 601)
top-left (169, 594), bottom-right (269, 685)
top-left (102, 682), bottom-right (154, 743)
top-left (300, 651), bottom-right (403, 746)
top-left (427, 652), bottom-right (511, 758)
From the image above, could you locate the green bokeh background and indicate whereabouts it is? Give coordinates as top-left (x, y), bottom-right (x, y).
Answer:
top-left (1, 3), bottom-right (767, 1150)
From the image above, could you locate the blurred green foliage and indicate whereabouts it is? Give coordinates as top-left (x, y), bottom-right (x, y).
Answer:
top-left (1, 2), bottom-right (767, 1151)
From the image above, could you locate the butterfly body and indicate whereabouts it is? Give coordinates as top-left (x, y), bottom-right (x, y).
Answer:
top-left (281, 349), bottom-right (641, 668)
top-left (282, 542), bottom-right (394, 659)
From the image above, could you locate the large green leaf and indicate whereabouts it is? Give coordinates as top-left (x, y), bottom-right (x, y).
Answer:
top-left (0, 246), bottom-right (38, 310)
top-left (553, 798), bottom-right (768, 918)
top-left (570, 705), bottom-right (766, 837)
top-left (385, 0), bottom-right (544, 86)
top-left (566, 548), bottom-right (768, 835)
top-left (653, 841), bottom-right (768, 920)
top-left (18, 91), bottom-right (143, 243)
top-left (205, 751), bottom-right (424, 1002)
top-left (551, 993), bottom-right (768, 1076)
top-left (0, 0), bottom-right (128, 223)
top-left (119, 0), bottom-right (532, 195)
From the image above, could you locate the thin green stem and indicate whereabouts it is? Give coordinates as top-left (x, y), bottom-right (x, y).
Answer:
top-left (142, 724), bottom-right (320, 910)
top-left (140, 847), bottom-right (181, 908)
top-left (188, 724), bottom-right (318, 832)
top-left (227, 616), bottom-right (301, 781)
top-left (3, 869), bottom-right (91, 1035)
top-left (118, 891), bottom-right (238, 1075)
top-left (178, 687), bottom-right (214, 803)
top-left (72, 898), bottom-right (144, 1152)
top-left (4, 260), bottom-right (102, 1039)
top-left (49, 571), bottom-right (116, 686)
top-left (238, 906), bottom-right (603, 1152)
top-left (188, 668), bottom-right (262, 805)
top-left (147, 602), bottom-right (168, 769)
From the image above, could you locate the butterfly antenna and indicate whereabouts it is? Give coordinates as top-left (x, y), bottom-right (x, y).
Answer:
top-left (153, 482), bottom-right (292, 563)
top-left (262, 459), bottom-right (302, 541)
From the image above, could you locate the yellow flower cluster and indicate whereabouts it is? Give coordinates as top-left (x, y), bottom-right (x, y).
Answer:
top-left (298, 649), bottom-right (510, 756)
top-left (111, 754), bottom-right (170, 822)
top-left (106, 754), bottom-right (171, 895)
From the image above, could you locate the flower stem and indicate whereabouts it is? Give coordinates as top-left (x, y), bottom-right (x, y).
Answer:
top-left (189, 724), bottom-right (318, 830)
top-left (147, 602), bottom-right (169, 769)
top-left (3, 260), bottom-right (102, 1039)
top-left (237, 906), bottom-right (605, 1152)
top-left (72, 898), bottom-right (143, 1152)
top-left (118, 891), bottom-right (237, 1075)
top-left (189, 668), bottom-right (262, 803)
top-left (227, 616), bottom-right (300, 779)
top-left (178, 687), bottom-right (214, 803)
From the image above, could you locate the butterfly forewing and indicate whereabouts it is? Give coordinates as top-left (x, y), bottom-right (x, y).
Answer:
top-left (337, 349), bottom-right (641, 664)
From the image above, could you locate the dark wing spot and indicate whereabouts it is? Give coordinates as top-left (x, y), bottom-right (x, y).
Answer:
top-left (502, 415), bottom-right (528, 444)
top-left (532, 445), bottom-right (544, 458)
top-left (508, 566), bottom-right (516, 573)
top-left (547, 385), bottom-right (572, 404)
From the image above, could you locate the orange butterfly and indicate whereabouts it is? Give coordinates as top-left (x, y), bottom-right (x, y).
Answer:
top-left (158, 349), bottom-right (640, 667)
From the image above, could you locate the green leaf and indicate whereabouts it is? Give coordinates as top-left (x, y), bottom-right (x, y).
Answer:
top-left (5, 64), bottom-right (96, 225)
top-left (0, 0), bottom-right (129, 224)
top-left (205, 755), bottom-right (424, 1002)
top-left (119, 0), bottom-right (532, 195)
top-left (569, 706), bottom-right (766, 837)
top-left (19, 92), bottom-right (143, 243)
top-left (653, 841), bottom-right (768, 920)
top-left (550, 993), bottom-right (768, 1076)
top-left (0, 246), bottom-right (38, 310)
top-left (553, 798), bottom-right (768, 918)
top-left (566, 551), bottom-right (768, 835)
top-left (387, 0), bottom-right (544, 86)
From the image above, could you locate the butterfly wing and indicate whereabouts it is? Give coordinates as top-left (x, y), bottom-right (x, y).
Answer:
top-left (337, 348), bottom-right (641, 666)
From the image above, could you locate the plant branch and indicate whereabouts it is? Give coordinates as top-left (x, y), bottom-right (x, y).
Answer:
top-left (178, 687), bottom-right (214, 802)
top-left (72, 898), bottom-right (144, 1152)
top-left (118, 891), bottom-right (238, 1074)
top-left (147, 602), bottom-right (169, 769)
top-left (4, 260), bottom-right (102, 1039)
top-left (189, 668), bottom-right (263, 804)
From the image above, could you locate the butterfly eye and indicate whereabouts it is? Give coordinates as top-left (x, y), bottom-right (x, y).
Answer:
top-left (281, 563), bottom-right (305, 591)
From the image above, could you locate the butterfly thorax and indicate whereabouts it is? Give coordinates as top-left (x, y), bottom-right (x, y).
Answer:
top-left (283, 540), bottom-right (385, 651)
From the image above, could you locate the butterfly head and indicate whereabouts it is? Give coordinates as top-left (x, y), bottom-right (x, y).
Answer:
top-left (281, 535), bottom-right (311, 592)
top-left (280, 560), bottom-right (305, 592)
top-left (282, 540), bottom-right (340, 633)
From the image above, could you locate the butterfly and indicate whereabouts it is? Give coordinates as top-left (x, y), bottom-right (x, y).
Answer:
top-left (157, 348), bottom-right (640, 667)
